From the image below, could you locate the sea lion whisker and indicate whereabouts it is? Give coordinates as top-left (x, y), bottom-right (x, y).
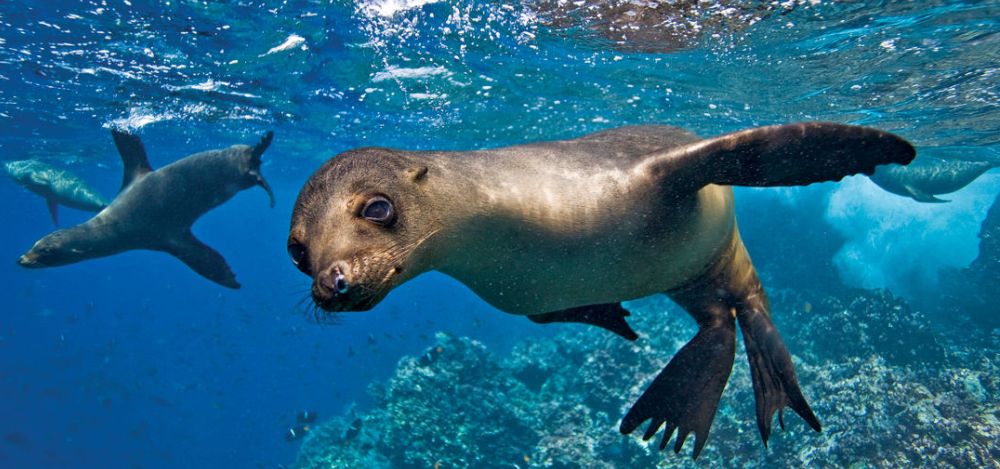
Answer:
top-left (372, 229), bottom-right (441, 291)
top-left (384, 227), bottom-right (441, 264)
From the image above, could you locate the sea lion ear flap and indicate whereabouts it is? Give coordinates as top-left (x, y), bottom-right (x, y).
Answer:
top-left (638, 122), bottom-right (916, 192)
top-left (405, 165), bottom-right (429, 182)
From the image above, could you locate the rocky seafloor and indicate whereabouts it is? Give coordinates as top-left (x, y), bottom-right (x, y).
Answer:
top-left (292, 284), bottom-right (999, 468)
top-left (294, 194), bottom-right (1000, 468)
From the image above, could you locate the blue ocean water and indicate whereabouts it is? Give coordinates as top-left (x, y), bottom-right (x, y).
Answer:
top-left (1, 1), bottom-right (998, 468)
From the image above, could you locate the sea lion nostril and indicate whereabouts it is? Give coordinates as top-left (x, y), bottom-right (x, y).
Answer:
top-left (334, 272), bottom-right (349, 294)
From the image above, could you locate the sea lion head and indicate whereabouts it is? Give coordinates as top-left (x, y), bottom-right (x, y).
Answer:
top-left (17, 229), bottom-right (86, 268)
top-left (288, 147), bottom-right (436, 313)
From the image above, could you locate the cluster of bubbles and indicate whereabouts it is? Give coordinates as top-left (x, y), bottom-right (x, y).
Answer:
top-left (2, 1), bottom-right (996, 157)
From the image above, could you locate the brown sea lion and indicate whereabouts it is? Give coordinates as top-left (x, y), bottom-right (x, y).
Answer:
top-left (17, 129), bottom-right (275, 289)
top-left (287, 122), bottom-right (915, 457)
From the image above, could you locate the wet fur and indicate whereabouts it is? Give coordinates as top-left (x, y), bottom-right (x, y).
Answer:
top-left (289, 122), bottom-right (915, 457)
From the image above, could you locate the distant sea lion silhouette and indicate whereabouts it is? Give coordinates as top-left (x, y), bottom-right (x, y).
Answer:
top-left (868, 157), bottom-right (998, 203)
top-left (288, 122), bottom-right (915, 457)
top-left (17, 129), bottom-right (275, 289)
top-left (4, 159), bottom-right (108, 225)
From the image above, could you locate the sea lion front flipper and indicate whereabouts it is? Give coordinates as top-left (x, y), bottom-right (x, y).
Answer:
top-left (45, 198), bottom-right (59, 226)
top-left (904, 185), bottom-right (949, 203)
top-left (111, 129), bottom-right (153, 190)
top-left (162, 231), bottom-right (240, 289)
top-left (639, 122), bottom-right (915, 192)
top-left (528, 303), bottom-right (639, 341)
top-left (619, 304), bottom-right (735, 459)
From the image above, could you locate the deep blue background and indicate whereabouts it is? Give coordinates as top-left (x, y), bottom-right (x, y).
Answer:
top-left (0, 131), bottom-right (554, 467)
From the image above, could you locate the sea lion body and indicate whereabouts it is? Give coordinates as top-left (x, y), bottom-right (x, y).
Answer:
top-left (4, 159), bottom-right (108, 224)
top-left (289, 122), bottom-right (915, 457)
top-left (17, 130), bottom-right (275, 289)
top-left (869, 157), bottom-right (999, 202)
top-left (422, 127), bottom-right (734, 315)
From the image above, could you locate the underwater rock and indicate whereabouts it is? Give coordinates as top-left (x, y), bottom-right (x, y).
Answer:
top-left (295, 290), bottom-right (998, 468)
top-left (940, 192), bottom-right (1000, 328)
top-left (770, 288), bottom-right (946, 365)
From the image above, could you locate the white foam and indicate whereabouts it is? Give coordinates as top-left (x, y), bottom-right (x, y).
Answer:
top-left (106, 107), bottom-right (175, 130)
top-left (825, 172), bottom-right (1000, 296)
top-left (372, 65), bottom-right (450, 82)
top-left (262, 34), bottom-right (306, 56)
top-left (362, 0), bottom-right (440, 18)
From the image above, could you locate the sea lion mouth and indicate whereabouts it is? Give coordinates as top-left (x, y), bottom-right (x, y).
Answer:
top-left (16, 253), bottom-right (42, 268)
top-left (314, 291), bottom-right (381, 313)
top-left (311, 263), bottom-right (400, 313)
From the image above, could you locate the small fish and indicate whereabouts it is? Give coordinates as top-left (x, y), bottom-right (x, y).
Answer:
top-left (284, 424), bottom-right (310, 442)
top-left (4, 160), bottom-right (108, 226)
top-left (343, 418), bottom-right (362, 440)
top-left (869, 157), bottom-right (999, 203)
top-left (296, 411), bottom-right (317, 423)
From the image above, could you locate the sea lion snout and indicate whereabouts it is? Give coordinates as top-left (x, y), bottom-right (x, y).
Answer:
top-left (17, 252), bottom-right (41, 268)
top-left (312, 263), bottom-right (372, 312)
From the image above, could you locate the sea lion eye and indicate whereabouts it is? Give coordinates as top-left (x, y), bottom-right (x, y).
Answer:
top-left (287, 242), bottom-right (309, 273)
top-left (361, 196), bottom-right (395, 226)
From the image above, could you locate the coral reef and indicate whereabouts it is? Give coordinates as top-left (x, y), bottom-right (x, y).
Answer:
top-left (294, 288), bottom-right (999, 468)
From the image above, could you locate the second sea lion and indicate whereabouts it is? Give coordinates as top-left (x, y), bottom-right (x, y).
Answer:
top-left (4, 159), bottom-right (108, 225)
top-left (869, 156), bottom-right (998, 203)
top-left (18, 129), bottom-right (275, 289)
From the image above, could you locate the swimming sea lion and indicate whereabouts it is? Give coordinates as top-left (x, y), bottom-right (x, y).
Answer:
top-left (287, 122), bottom-right (915, 457)
top-left (868, 157), bottom-right (998, 203)
top-left (17, 129), bottom-right (275, 289)
top-left (4, 159), bottom-right (108, 225)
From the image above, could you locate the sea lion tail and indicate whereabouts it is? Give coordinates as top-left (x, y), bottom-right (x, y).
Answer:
top-left (737, 300), bottom-right (822, 445)
top-left (725, 235), bottom-right (822, 444)
top-left (250, 131), bottom-right (275, 208)
top-left (621, 274), bottom-right (739, 459)
top-left (619, 311), bottom-right (735, 459)
top-left (252, 131), bottom-right (274, 160)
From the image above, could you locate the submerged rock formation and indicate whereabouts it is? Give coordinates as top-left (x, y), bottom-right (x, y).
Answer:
top-left (294, 288), bottom-right (998, 468)
top-left (940, 192), bottom-right (1000, 328)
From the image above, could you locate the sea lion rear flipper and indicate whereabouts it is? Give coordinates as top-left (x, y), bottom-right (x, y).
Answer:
top-left (736, 302), bottom-right (822, 444)
top-left (162, 231), bottom-right (240, 289)
top-left (528, 303), bottom-right (639, 341)
top-left (904, 185), bottom-right (949, 203)
top-left (619, 303), bottom-right (735, 459)
top-left (639, 122), bottom-right (915, 191)
top-left (111, 129), bottom-right (153, 190)
top-left (46, 198), bottom-right (59, 226)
